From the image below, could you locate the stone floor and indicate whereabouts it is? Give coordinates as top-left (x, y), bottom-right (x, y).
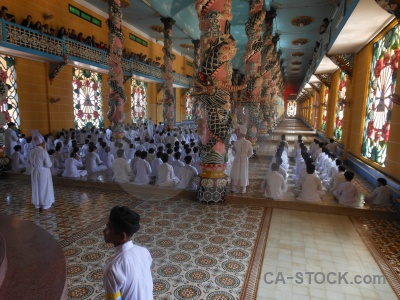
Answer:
top-left (0, 118), bottom-right (399, 299)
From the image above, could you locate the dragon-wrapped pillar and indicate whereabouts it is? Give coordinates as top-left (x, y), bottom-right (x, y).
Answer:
top-left (161, 17), bottom-right (176, 128)
top-left (193, 0), bottom-right (246, 203)
top-left (105, 0), bottom-right (129, 140)
top-left (191, 39), bottom-right (202, 121)
top-left (241, 0), bottom-right (265, 144)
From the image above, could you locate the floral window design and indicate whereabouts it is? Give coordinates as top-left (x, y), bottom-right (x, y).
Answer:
top-left (321, 88), bottom-right (329, 131)
top-left (361, 25), bottom-right (399, 166)
top-left (131, 80), bottom-right (147, 124)
top-left (185, 90), bottom-right (195, 120)
top-left (73, 68), bottom-right (103, 129)
top-left (287, 100), bottom-right (297, 117)
top-left (333, 72), bottom-right (348, 141)
top-left (0, 55), bottom-right (20, 132)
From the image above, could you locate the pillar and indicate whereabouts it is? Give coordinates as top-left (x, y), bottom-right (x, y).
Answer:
top-left (191, 39), bottom-right (201, 121)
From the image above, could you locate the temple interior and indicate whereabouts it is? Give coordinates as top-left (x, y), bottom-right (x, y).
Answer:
top-left (0, 0), bottom-right (400, 299)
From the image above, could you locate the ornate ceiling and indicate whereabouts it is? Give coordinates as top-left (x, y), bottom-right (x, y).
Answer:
top-left (80, 0), bottom-right (339, 90)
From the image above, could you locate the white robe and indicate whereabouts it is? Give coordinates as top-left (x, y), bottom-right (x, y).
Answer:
top-left (365, 185), bottom-right (392, 207)
top-left (11, 151), bottom-right (26, 173)
top-left (5, 127), bottom-right (19, 157)
top-left (327, 172), bottom-right (346, 193)
top-left (150, 158), bottom-right (162, 177)
top-left (171, 160), bottom-right (185, 178)
top-left (62, 158), bottom-right (87, 178)
top-left (86, 152), bottom-right (107, 174)
top-left (133, 159), bottom-right (152, 185)
top-left (295, 173), bottom-right (322, 203)
top-left (262, 171), bottom-right (287, 199)
top-left (156, 163), bottom-right (179, 187)
top-left (103, 152), bottom-right (114, 169)
top-left (112, 158), bottom-right (132, 183)
top-left (176, 165), bottom-right (198, 190)
top-left (49, 156), bottom-right (63, 176)
top-left (230, 137), bottom-right (253, 187)
top-left (334, 181), bottom-right (358, 207)
top-left (29, 146), bottom-right (55, 209)
top-left (103, 241), bottom-right (153, 300)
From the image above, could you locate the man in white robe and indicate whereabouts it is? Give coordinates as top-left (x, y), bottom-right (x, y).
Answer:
top-left (326, 165), bottom-right (347, 193)
top-left (112, 149), bottom-right (132, 183)
top-left (5, 122), bottom-right (19, 158)
top-left (334, 171), bottom-right (359, 207)
top-left (326, 138), bottom-right (337, 154)
top-left (230, 125), bottom-right (253, 194)
top-left (262, 163), bottom-right (287, 199)
top-left (103, 206), bottom-right (153, 300)
top-left (29, 131), bottom-right (55, 211)
top-left (176, 156), bottom-right (198, 190)
top-left (293, 164), bottom-right (323, 203)
top-left (62, 152), bottom-right (87, 178)
top-left (364, 177), bottom-right (392, 207)
top-left (86, 145), bottom-right (108, 174)
top-left (11, 145), bottom-right (26, 173)
top-left (156, 153), bottom-right (179, 187)
top-left (133, 152), bottom-right (152, 185)
top-left (171, 152), bottom-right (185, 178)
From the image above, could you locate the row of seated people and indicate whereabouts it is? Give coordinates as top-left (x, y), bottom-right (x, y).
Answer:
top-left (261, 134), bottom-right (393, 208)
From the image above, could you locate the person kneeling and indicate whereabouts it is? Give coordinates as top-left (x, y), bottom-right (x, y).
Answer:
top-left (112, 149), bottom-right (132, 184)
top-left (364, 177), bottom-right (392, 207)
top-left (176, 156), bottom-right (198, 190)
top-left (62, 152), bottom-right (87, 178)
top-left (262, 163), bottom-right (287, 199)
top-left (293, 164), bottom-right (323, 203)
top-left (333, 171), bottom-right (359, 207)
top-left (156, 153), bottom-right (179, 187)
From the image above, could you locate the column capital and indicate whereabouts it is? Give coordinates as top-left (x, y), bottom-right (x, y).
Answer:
top-left (160, 17), bottom-right (176, 29)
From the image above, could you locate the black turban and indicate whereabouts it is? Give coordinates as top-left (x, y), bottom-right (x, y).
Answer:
top-left (109, 206), bottom-right (140, 235)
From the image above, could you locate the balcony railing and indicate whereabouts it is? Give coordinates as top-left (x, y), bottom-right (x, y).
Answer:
top-left (0, 19), bottom-right (191, 88)
top-left (298, 0), bottom-right (359, 95)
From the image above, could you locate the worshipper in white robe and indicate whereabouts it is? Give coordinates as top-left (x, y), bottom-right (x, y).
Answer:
top-left (29, 131), bottom-right (55, 211)
top-left (23, 137), bottom-right (34, 160)
top-left (326, 138), bottom-right (338, 154)
top-left (133, 151), bottom-right (152, 185)
top-left (112, 149), bottom-right (132, 183)
top-left (151, 152), bottom-right (163, 177)
top-left (103, 206), bottom-right (153, 300)
top-left (364, 177), bottom-right (392, 207)
top-left (333, 171), bottom-right (359, 207)
top-left (322, 159), bottom-right (341, 183)
top-left (86, 145), bottom-right (108, 174)
top-left (103, 147), bottom-right (114, 170)
top-left (293, 164), bottom-right (323, 203)
top-left (176, 156), bottom-right (198, 190)
top-left (171, 152), bottom-right (185, 178)
top-left (262, 163), bottom-right (287, 199)
top-left (292, 135), bottom-right (302, 157)
top-left (147, 118), bottom-right (154, 139)
top-left (224, 141), bottom-right (235, 176)
top-left (280, 135), bottom-right (289, 150)
top-left (312, 142), bottom-right (323, 161)
top-left (146, 148), bottom-right (155, 164)
top-left (5, 122), bottom-right (19, 158)
top-left (62, 152), bottom-right (87, 178)
top-left (11, 145), bottom-right (26, 173)
top-left (48, 149), bottom-right (63, 176)
top-left (229, 132), bottom-right (238, 144)
top-left (308, 139), bottom-right (319, 157)
top-left (326, 165), bottom-right (347, 193)
top-left (130, 150), bottom-right (142, 171)
top-left (230, 125), bottom-right (253, 194)
top-left (19, 134), bottom-right (27, 154)
top-left (156, 153), bottom-right (180, 187)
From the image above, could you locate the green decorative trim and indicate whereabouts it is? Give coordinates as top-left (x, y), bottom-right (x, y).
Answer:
top-left (129, 33), bottom-right (148, 47)
top-left (186, 61), bottom-right (194, 68)
top-left (68, 5), bottom-right (102, 27)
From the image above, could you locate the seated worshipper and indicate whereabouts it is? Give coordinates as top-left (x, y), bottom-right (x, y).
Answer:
top-left (151, 151), bottom-right (163, 177)
top-left (112, 149), bottom-right (132, 183)
top-left (103, 206), bottom-right (153, 300)
top-left (325, 165), bottom-right (346, 193)
top-left (292, 135), bottom-right (303, 157)
top-left (312, 142), bottom-right (324, 161)
top-left (333, 171), bottom-right (359, 207)
top-left (364, 177), bottom-right (392, 207)
top-left (62, 152), bottom-right (87, 178)
top-left (23, 136), bottom-right (34, 160)
top-left (231, 125), bottom-right (253, 194)
top-left (156, 153), bottom-right (180, 187)
top-left (54, 142), bottom-right (65, 168)
top-left (166, 148), bottom-right (174, 164)
top-left (133, 151), bottom-right (152, 185)
top-left (171, 152), bottom-right (185, 178)
top-left (326, 138), bottom-right (338, 154)
top-left (308, 139), bottom-right (319, 157)
top-left (127, 144), bottom-right (136, 160)
top-left (176, 156), bottom-right (198, 190)
top-left (103, 146), bottom-right (114, 170)
top-left (322, 158), bottom-right (341, 183)
top-left (146, 148), bottom-right (155, 164)
top-left (280, 135), bottom-right (289, 149)
top-left (86, 145), bottom-right (107, 174)
top-left (11, 145), bottom-right (26, 173)
top-left (130, 150), bottom-right (142, 171)
top-left (293, 164), bottom-right (323, 203)
top-left (48, 149), bottom-right (63, 176)
top-left (262, 163), bottom-right (287, 199)
top-left (316, 148), bottom-right (329, 171)
top-left (319, 152), bottom-right (335, 179)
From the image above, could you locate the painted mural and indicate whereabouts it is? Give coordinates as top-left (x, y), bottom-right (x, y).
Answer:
top-left (361, 25), bottom-right (398, 166)
top-left (131, 80), bottom-right (147, 124)
top-left (334, 72), bottom-right (347, 141)
top-left (72, 68), bottom-right (103, 129)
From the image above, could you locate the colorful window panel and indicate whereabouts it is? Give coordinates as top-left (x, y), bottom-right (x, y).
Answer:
top-left (334, 72), bottom-right (348, 141)
top-left (314, 93), bottom-right (320, 129)
top-left (321, 88), bottom-right (329, 131)
top-left (185, 90), bottom-right (195, 120)
top-left (72, 68), bottom-right (103, 129)
top-left (0, 55), bottom-right (20, 132)
top-left (131, 80), bottom-right (147, 124)
top-left (361, 25), bottom-right (398, 166)
top-left (287, 100), bottom-right (297, 117)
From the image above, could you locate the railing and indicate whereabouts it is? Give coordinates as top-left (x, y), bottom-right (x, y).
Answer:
top-left (297, 0), bottom-right (359, 96)
top-left (0, 19), bottom-right (191, 87)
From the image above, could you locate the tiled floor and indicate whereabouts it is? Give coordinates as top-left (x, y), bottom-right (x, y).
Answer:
top-left (0, 118), bottom-right (399, 300)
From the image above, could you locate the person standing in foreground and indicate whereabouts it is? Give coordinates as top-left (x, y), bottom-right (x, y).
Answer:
top-left (29, 131), bottom-right (55, 212)
top-left (5, 122), bottom-right (19, 158)
top-left (103, 206), bottom-right (153, 300)
top-left (230, 125), bottom-right (253, 194)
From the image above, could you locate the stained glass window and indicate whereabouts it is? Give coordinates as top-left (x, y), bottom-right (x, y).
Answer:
top-left (361, 25), bottom-right (399, 166)
top-left (287, 100), bottom-right (297, 117)
top-left (321, 88), bottom-right (329, 132)
top-left (185, 90), bottom-right (195, 120)
top-left (333, 72), bottom-right (347, 141)
top-left (72, 68), bottom-right (103, 129)
top-left (131, 79), bottom-right (147, 124)
top-left (314, 94), bottom-right (320, 129)
top-left (0, 55), bottom-right (20, 132)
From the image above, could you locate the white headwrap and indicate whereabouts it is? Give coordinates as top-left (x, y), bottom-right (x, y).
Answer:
top-left (31, 130), bottom-right (45, 146)
top-left (239, 125), bottom-right (247, 135)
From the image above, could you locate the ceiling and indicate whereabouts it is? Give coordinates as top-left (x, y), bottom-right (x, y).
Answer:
top-left (76, 0), bottom-right (394, 93)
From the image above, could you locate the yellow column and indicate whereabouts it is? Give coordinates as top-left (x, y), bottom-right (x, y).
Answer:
top-left (326, 70), bottom-right (340, 138)
top-left (317, 84), bottom-right (326, 131)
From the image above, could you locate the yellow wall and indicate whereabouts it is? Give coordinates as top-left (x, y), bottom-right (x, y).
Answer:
top-left (326, 70), bottom-right (340, 139)
top-left (3, 0), bottom-right (193, 134)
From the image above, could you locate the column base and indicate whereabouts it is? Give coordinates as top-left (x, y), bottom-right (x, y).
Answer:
top-left (195, 175), bottom-right (231, 204)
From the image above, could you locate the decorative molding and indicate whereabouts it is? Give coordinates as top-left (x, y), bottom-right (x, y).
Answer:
top-left (291, 16), bottom-right (314, 27)
top-left (315, 73), bottom-right (332, 88)
top-left (328, 53), bottom-right (354, 76)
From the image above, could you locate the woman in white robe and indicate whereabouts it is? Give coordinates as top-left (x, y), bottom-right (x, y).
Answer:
top-left (5, 122), bottom-right (19, 158)
top-left (86, 145), bottom-right (107, 174)
top-left (29, 132), bottom-right (55, 210)
top-left (62, 152), bottom-right (87, 178)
